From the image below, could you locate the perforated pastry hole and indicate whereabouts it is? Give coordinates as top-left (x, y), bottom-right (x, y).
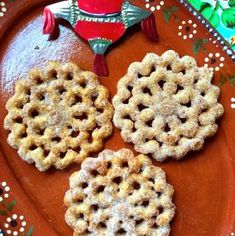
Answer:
top-left (113, 50), bottom-right (224, 161)
top-left (90, 169), bottom-right (99, 177)
top-left (138, 104), bottom-right (147, 111)
top-left (4, 61), bottom-right (113, 171)
top-left (78, 213), bottom-right (84, 219)
top-left (14, 117), bottom-right (23, 123)
top-left (64, 149), bottom-right (175, 236)
top-left (166, 64), bottom-right (172, 71)
top-left (35, 76), bottom-right (43, 85)
top-left (176, 85), bottom-right (184, 93)
top-left (96, 185), bottom-right (105, 193)
top-left (149, 66), bottom-right (156, 75)
top-left (98, 222), bottom-right (106, 228)
top-left (158, 206), bottom-right (164, 214)
top-left (143, 87), bottom-right (152, 95)
top-left (43, 148), bottom-right (50, 157)
top-left (182, 101), bottom-right (191, 107)
top-left (201, 91), bottom-right (206, 96)
top-left (20, 131), bottom-right (27, 138)
top-left (122, 97), bottom-right (129, 104)
top-left (121, 161), bottom-right (128, 168)
top-left (136, 219), bottom-right (144, 225)
top-left (116, 228), bottom-right (126, 234)
top-left (76, 198), bottom-right (83, 203)
top-left (179, 117), bottom-right (187, 124)
top-left (29, 109), bottom-right (39, 118)
top-left (29, 144), bottom-right (37, 151)
top-left (65, 72), bottom-right (73, 80)
top-left (107, 161), bottom-right (112, 169)
top-left (73, 113), bottom-right (88, 120)
top-left (60, 151), bottom-right (66, 159)
top-left (157, 192), bottom-right (162, 197)
top-left (132, 181), bottom-right (140, 190)
top-left (152, 221), bottom-right (158, 228)
top-left (35, 127), bottom-right (45, 135)
top-left (158, 80), bottom-right (165, 89)
top-left (49, 69), bottom-right (58, 78)
top-left (91, 204), bottom-right (98, 211)
top-left (57, 86), bottom-right (66, 95)
top-left (81, 182), bottom-right (88, 189)
top-left (141, 200), bottom-right (149, 207)
top-left (123, 114), bottom-right (131, 120)
top-left (71, 95), bottom-right (82, 105)
top-left (25, 88), bottom-right (31, 96)
top-left (127, 85), bottom-right (133, 92)
top-left (146, 118), bottom-right (154, 127)
top-left (16, 102), bottom-right (24, 109)
top-left (72, 147), bottom-right (80, 155)
top-left (36, 92), bottom-right (45, 101)
top-left (112, 176), bottom-right (122, 184)
top-left (52, 136), bottom-right (61, 142)
top-left (80, 80), bottom-right (87, 88)
top-left (90, 92), bottom-right (98, 103)
top-left (71, 130), bottom-right (80, 138)
top-left (164, 123), bottom-right (170, 132)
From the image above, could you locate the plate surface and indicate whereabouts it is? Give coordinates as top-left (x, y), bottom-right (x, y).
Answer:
top-left (0, 0), bottom-right (235, 235)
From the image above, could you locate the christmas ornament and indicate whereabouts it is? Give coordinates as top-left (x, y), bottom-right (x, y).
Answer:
top-left (43, 0), bottom-right (158, 76)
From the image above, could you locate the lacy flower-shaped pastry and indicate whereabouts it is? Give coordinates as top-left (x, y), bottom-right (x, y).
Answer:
top-left (64, 149), bottom-right (175, 236)
top-left (4, 62), bottom-right (113, 171)
top-left (113, 50), bottom-right (224, 161)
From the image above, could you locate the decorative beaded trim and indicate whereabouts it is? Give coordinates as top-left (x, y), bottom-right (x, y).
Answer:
top-left (178, 0), bottom-right (235, 61)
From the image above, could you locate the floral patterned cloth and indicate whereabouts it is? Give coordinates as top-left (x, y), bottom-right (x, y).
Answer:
top-left (187, 0), bottom-right (235, 52)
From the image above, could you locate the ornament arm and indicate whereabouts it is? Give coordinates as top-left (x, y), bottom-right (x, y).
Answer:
top-left (43, 1), bottom-right (71, 34)
top-left (121, 1), bottom-right (151, 28)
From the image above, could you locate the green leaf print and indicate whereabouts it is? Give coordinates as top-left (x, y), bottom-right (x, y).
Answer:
top-left (192, 38), bottom-right (208, 54)
top-left (201, 6), bottom-right (220, 28)
top-left (188, 0), bottom-right (210, 11)
top-left (229, 76), bottom-right (235, 86)
top-left (163, 6), bottom-right (178, 23)
top-left (26, 226), bottom-right (34, 236)
top-left (163, 10), bottom-right (171, 22)
top-left (6, 200), bottom-right (16, 211)
top-left (229, 0), bottom-right (235, 7)
top-left (0, 209), bottom-right (8, 216)
top-left (188, 0), bottom-right (206, 10)
top-left (221, 8), bottom-right (235, 28)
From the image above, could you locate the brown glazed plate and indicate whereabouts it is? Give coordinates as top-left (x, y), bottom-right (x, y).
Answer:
top-left (0, 0), bottom-right (235, 235)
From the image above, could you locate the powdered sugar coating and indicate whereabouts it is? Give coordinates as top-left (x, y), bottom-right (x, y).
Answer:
top-left (4, 62), bottom-right (113, 171)
top-left (64, 149), bottom-right (175, 236)
top-left (113, 50), bottom-right (224, 161)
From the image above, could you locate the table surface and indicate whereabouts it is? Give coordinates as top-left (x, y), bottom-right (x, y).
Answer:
top-left (0, 0), bottom-right (234, 235)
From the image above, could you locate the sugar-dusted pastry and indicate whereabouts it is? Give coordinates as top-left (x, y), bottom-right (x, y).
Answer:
top-left (4, 62), bottom-right (113, 171)
top-left (113, 50), bottom-right (224, 161)
top-left (64, 148), bottom-right (175, 236)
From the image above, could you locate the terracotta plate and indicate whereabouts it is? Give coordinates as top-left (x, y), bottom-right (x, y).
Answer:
top-left (0, 0), bottom-right (235, 235)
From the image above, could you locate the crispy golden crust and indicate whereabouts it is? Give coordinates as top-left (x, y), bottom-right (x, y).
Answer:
top-left (64, 149), bottom-right (175, 236)
top-left (4, 62), bottom-right (113, 171)
top-left (113, 50), bottom-right (224, 161)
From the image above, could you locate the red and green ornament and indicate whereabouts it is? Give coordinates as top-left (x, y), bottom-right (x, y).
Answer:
top-left (43, 0), bottom-right (159, 76)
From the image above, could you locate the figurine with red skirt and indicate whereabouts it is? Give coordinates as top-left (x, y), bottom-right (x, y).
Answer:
top-left (43, 0), bottom-right (159, 76)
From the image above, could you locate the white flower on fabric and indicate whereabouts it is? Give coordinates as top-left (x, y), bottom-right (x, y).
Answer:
top-left (204, 52), bottom-right (225, 71)
top-left (231, 98), bottom-right (235, 109)
top-left (178, 19), bottom-right (197, 40)
top-left (0, 2), bottom-right (7, 18)
top-left (145, 0), bottom-right (165, 12)
top-left (4, 214), bottom-right (27, 235)
top-left (0, 181), bottom-right (10, 202)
